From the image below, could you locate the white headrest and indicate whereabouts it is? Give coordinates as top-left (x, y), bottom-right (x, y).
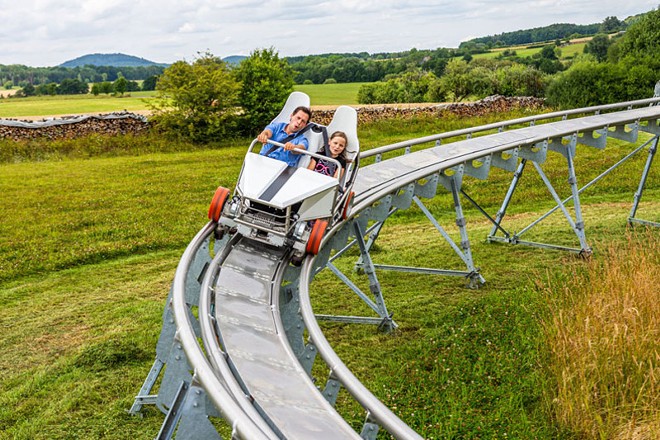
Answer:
top-left (272, 91), bottom-right (311, 124)
top-left (326, 106), bottom-right (359, 161)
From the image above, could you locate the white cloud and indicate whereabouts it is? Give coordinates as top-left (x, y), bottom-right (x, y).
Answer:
top-left (0, 0), bottom-right (656, 66)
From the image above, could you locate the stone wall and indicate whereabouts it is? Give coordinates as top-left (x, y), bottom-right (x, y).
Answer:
top-left (0, 96), bottom-right (545, 141)
top-left (0, 112), bottom-right (150, 141)
top-left (310, 95), bottom-right (546, 126)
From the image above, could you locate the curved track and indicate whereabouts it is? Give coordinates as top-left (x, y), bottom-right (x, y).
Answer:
top-left (133, 98), bottom-right (660, 439)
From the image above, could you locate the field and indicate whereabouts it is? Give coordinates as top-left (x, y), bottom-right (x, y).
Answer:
top-left (0, 109), bottom-right (659, 439)
top-left (471, 39), bottom-right (587, 61)
top-left (0, 91), bottom-right (157, 119)
top-left (0, 84), bottom-right (363, 119)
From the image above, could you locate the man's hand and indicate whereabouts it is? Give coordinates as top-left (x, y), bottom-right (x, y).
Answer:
top-left (283, 142), bottom-right (304, 152)
top-left (257, 129), bottom-right (272, 144)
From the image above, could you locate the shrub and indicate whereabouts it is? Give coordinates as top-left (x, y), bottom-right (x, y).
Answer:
top-left (149, 52), bottom-right (240, 143)
top-left (233, 47), bottom-right (295, 136)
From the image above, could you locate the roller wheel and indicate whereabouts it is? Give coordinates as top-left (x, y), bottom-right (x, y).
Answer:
top-left (342, 191), bottom-right (355, 220)
top-left (306, 219), bottom-right (328, 255)
top-left (208, 186), bottom-right (230, 222)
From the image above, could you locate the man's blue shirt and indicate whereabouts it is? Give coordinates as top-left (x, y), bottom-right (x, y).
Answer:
top-left (258, 122), bottom-right (309, 167)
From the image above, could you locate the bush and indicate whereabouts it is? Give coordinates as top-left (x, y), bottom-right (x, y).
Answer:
top-left (357, 70), bottom-right (442, 104)
top-left (149, 52), bottom-right (240, 143)
top-left (233, 47), bottom-right (295, 136)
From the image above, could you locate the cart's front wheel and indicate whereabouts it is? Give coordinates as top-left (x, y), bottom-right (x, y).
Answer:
top-left (306, 219), bottom-right (328, 255)
top-left (208, 186), bottom-right (230, 222)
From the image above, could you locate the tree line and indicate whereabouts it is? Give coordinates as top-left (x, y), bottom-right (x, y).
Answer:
top-left (0, 64), bottom-right (164, 92)
top-left (1, 13), bottom-right (628, 96)
top-left (353, 9), bottom-right (658, 108)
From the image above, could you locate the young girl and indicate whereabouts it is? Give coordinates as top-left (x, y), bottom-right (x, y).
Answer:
top-left (307, 131), bottom-right (348, 178)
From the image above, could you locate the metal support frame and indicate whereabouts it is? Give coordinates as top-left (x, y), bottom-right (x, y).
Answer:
top-left (488, 159), bottom-right (527, 240)
top-left (488, 132), bottom-right (659, 253)
top-left (629, 135), bottom-right (659, 227)
top-left (314, 220), bottom-right (396, 331)
top-left (368, 175), bottom-right (485, 288)
top-left (353, 208), bottom-right (398, 271)
top-left (129, 358), bottom-right (165, 415)
top-left (156, 380), bottom-right (223, 440)
top-left (487, 135), bottom-right (591, 253)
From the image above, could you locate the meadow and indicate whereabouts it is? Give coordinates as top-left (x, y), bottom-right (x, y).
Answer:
top-left (0, 107), bottom-right (658, 439)
top-left (471, 40), bottom-right (586, 60)
top-left (0, 83), bottom-right (363, 119)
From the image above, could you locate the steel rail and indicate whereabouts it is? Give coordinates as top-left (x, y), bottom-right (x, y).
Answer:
top-left (361, 96), bottom-right (660, 159)
top-left (170, 222), bottom-right (273, 440)
top-left (352, 105), bottom-right (660, 207)
top-left (197, 234), bottom-right (281, 438)
top-left (298, 255), bottom-right (424, 440)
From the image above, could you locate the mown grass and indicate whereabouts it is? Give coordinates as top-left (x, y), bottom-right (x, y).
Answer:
top-left (0, 91), bottom-right (157, 118)
top-left (0, 112), bottom-right (658, 439)
top-left (0, 83), bottom-right (362, 119)
top-left (295, 82), bottom-right (367, 105)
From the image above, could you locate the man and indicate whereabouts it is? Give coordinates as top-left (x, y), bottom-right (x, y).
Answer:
top-left (257, 106), bottom-right (312, 167)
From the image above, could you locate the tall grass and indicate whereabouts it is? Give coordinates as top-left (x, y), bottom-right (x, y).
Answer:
top-left (539, 230), bottom-right (660, 439)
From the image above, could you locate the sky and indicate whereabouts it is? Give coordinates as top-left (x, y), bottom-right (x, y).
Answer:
top-left (0, 1), bottom-right (656, 67)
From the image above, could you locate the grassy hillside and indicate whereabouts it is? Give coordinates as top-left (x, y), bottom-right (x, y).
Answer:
top-left (471, 38), bottom-right (589, 61)
top-left (0, 112), bottom-right (658, 439)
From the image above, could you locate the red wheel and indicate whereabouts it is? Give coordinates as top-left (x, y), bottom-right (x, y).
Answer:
top-left (342, 191), bottom-right (355, 220)
top-left (208, 186), bottom-right (230, 222)
top-left (306, 219), bottom-right (328, 255)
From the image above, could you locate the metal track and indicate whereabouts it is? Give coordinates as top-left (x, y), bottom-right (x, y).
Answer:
top-left (134, 97), bottom-right (660, 438)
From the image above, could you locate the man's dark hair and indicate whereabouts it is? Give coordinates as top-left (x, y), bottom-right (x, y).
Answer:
top-left (292, 106), bottom-right (312, 121)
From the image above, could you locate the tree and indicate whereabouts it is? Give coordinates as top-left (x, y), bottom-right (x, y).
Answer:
top-left (614, 8), bottom-right (659, 59)
top-left (546, 60), bottom-right (628, 108)
top-left (57, 78), bottom-right (88, 95)
top-left (584, 34), bottom-right (612, 62)
top-left (233, 47), bottom-right (294, 136)
top-left (439, 59), bottom-right (473, 101)
top-left (113, 77), bottom-right (127, 96)
top-left (150, 52), bottom-right (240, 143)
top-left (20, 83), bottom-right (36, 96)
top-left (142, 75), bottom-right (158, 91)
top-left (600, 16), bottom-right (622, 33)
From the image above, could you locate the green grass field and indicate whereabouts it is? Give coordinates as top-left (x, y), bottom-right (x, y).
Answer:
top-left (0, 84), bottom-right (363, 119)
top-left (0, 91), bottom-right (157, 118)
top-left (0, 112), bottom-right (658, 439)
top-left (471, 40), bottom-right (586, 61)
top-left (294, 82), bottom-right (366, 105)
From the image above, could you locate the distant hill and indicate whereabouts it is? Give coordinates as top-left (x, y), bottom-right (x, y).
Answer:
top-left (223, 55), bottom-right (247, 65)
top-left (59, 53), bottom-right (168, 68)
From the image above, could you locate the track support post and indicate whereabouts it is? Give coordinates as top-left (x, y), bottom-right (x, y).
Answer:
top-left (352, 221), bottom-right (395, 332)
top-left (629, 135), bottom-right (659, 227)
